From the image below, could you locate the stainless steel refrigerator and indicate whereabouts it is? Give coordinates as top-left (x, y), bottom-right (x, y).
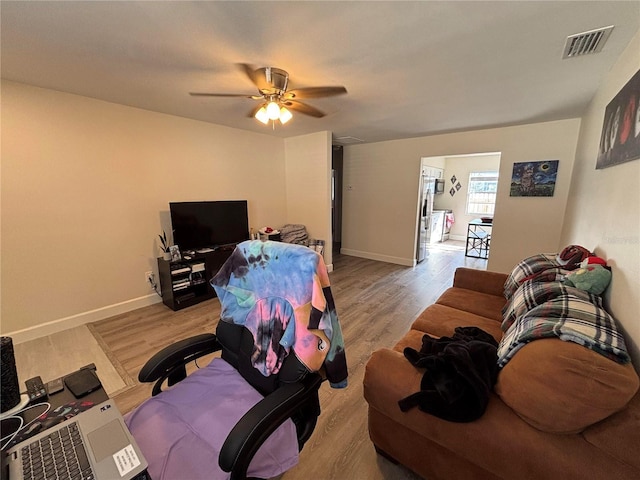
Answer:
top-left (416, 174), bottom-right (435, 263)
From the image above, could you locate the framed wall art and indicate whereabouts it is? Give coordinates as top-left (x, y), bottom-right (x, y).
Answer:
top-left (596, 68), bottom-right (640, 169)
top-left (510, 160), bottom-right (559, 197)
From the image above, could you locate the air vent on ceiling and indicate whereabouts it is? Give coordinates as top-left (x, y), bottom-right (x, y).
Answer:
top-left (334, 136), bottom-right (364, 145)
top-left (562, 26), bottom-right (614, 59)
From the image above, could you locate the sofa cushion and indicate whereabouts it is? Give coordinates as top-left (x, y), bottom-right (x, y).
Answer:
top-left (411, 304), bottom-right (503, 342)
top-left (452, 268), bottom-right (508, 297)
top-left (583, 393), bottom-right (640, 471)
top-left (436, 287), bottom-right (506, 323)
top-left (495, 338), bottom-right (640, 433)
top-left (393, 328), bottom-right (429, 353)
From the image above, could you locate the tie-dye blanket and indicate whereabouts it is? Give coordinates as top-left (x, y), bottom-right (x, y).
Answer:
top-left (211, 240), bottom-right (348, 388)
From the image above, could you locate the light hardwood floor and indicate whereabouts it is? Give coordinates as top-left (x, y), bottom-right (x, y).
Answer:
top-left (22, 242), bottom-right (488, 479)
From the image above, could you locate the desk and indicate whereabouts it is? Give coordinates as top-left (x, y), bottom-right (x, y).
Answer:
top-left (465, 219), bottom-right (492, 259)
top-left (1, 369), bottom-right (108, 450)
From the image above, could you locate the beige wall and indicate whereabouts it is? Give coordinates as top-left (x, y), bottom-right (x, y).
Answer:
top-left (341, 141), bottom-right (420, 265)
top-left (1, 81), bottom-right (289, 338)
top-left (342, 119), bottom-right (581, 271)
top-left (433, 153), bottom-right (501, 239)
top-left (284, 131), bottom-right (333, 268)
top-left (560, 30), bottom-right (640, 366)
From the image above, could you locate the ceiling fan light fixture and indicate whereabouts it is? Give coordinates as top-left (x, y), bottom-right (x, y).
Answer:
top-left (255, 106), bottom-right (270, 124)
top-left (279, 107), bottom-right (293, 124)
top-left (266, 101), bottom-right (281, 120)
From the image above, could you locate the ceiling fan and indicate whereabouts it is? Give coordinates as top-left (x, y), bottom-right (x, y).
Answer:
top-left (189, 64), bottom-right (347, 125)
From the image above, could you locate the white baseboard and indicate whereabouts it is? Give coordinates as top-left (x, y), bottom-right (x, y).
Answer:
top-left (6, 294), bottom-right (163, 345)
top-left (450, 234), bottom-right (466, 242)
top-left (340, 248), bottom-right (414, 267)
top-left (326, 263), bottom-right (334, 273)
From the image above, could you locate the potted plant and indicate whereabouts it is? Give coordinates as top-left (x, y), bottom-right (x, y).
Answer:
top-left (159, 231), bottom-right (172, 261)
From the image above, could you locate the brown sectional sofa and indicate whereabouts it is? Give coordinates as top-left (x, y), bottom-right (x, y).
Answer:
top-left (363, 267), bottom-right (640, 479)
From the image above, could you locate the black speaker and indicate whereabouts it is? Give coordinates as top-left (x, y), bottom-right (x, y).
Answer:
top-left (1, 337), bottom-right (21, 413)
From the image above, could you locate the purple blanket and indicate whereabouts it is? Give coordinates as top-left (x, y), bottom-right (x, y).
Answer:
top-left (125, 358), bottom-right (298, 480)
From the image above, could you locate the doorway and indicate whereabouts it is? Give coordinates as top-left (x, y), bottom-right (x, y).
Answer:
top-left (416, 153), bottom-right (501, 262)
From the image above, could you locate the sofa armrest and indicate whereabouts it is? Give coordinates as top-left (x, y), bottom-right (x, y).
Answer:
top-left (453, 268), bottom-right (507, 297)
top-left (363, 348), bottom-right (423, 416)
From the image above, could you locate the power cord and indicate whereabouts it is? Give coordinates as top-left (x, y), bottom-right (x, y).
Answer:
top-left (1, 402), bottom-right (51, 450)
top-left (147, 275), bottom-right (162, 298)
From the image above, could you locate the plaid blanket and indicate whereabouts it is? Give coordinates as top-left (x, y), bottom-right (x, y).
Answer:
top-left (501, 280), bottom-right (600, 331)
top-left (503, 253), bottom-right (566, 298)
top-left (498, 294), bottom-right (631, 368)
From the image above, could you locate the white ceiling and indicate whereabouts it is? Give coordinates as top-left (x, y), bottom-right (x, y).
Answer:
top-left (2, 1), bottom-right (639, 144)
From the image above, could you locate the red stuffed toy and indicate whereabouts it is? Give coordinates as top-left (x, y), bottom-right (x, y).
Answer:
top-left (581, 256), bottom-right (607, 267)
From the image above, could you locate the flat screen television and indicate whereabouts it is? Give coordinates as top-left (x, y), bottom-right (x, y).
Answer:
top-left (170, 200), bottom-right (249, 250)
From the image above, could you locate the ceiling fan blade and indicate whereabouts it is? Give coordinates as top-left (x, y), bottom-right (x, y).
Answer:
top-left (284, 86), bottom-right (347, 100)
top-left (283, 100), bottom-right (326, 118)
top-left (189, 92), bottom-right (256, 98)
top-left (236, 63), bottom-right (270, 91)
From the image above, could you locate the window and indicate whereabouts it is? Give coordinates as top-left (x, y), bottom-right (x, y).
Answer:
top-left (466, 171), bottom-right (499, 215)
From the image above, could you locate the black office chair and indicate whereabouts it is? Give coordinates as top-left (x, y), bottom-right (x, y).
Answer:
top-left (129, 241), bottom-right (345, 480)
top-left (130, 320), bottom-right (324, 480)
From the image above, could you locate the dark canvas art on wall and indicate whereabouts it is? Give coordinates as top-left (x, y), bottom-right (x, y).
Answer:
top-left (597, 68), bottom-right (640, 169)
top-left (510, 160), bottom-right (559, 197)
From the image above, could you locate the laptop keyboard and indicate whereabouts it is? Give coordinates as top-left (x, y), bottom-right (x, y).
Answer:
top-left (20, 421), bottom-right (94, 480)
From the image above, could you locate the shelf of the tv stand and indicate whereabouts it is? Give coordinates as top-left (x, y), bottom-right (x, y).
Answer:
top-left (157, 248), bottom-right (233, 311)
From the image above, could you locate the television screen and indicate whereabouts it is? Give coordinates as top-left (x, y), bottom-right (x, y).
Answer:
top-left (169, 201), bottom-right (249, 250)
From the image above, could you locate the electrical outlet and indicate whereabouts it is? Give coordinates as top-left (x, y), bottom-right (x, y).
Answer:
top-left (145, 271), bottom-right (154, 286)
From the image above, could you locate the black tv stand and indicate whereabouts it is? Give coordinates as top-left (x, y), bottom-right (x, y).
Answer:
top-left (157, 247), bottom-right (234, 311)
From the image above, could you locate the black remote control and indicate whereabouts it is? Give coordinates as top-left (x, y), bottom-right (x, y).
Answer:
top-left (25, 376), bottom-right (48, 403)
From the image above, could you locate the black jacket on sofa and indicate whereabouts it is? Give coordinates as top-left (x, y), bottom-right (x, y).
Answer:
top-left (398, 327), bottom-right (498, 422)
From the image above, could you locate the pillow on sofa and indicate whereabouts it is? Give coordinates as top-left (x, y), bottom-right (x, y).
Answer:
top-left (501, 280), bottom-right (601, 331)
top-left (495, 339), bottom-right (639, 433)
top-left (503, 253), bottom-right (563, 298)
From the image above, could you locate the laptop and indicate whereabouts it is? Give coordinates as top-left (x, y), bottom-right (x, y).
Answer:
top-left (3, 399), bottom-right (148, 480)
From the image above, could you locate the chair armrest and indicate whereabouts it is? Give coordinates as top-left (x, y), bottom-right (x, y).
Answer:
top-left (453, 267), bottom-right (508, 297)
top-left (219, 373), bottom-right (323, 480)
top-left (138, 333), bottom-right (221, 396)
